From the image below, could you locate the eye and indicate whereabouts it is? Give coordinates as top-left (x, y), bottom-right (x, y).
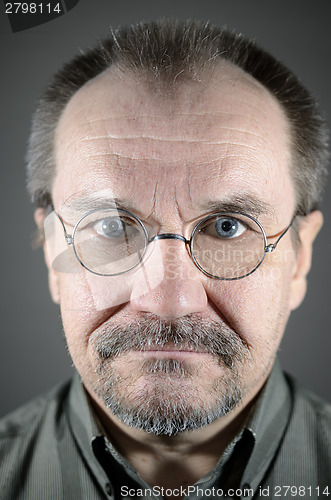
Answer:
top-left (214, 217), bottom-right (247, 239)
top-left (93, 217), bottom-right (126, 239)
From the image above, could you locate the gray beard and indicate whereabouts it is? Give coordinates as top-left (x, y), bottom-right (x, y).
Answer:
top-left (89, 314), bottom-right (249, 436)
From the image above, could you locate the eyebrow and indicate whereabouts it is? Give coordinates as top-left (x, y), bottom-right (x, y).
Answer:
top-left (200, 194), bottom-right (276, 219)
top-left (61, 195), bottom-right (136, 214)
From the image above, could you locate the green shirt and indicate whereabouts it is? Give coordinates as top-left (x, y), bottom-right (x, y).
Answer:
top-left (0, 359), bottom-right (330, 499)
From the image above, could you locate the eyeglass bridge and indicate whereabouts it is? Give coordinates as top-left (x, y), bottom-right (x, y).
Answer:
top-left (149, 233), bottom-right (190, 244)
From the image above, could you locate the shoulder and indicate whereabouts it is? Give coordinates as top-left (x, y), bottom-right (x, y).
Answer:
top-left (0, 379), bottom-right (73, 492)
top-left (0, 378), bottom-right (72, 441)
top-left (277, 373), bottom-right (331, 485)
top-left (286, 373), bottom-right (331, 427)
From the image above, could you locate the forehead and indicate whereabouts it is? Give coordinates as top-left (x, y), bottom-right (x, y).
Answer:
top-left (53, 62), bottom-right (294, 220)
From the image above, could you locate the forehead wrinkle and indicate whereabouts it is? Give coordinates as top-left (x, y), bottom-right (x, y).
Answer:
top-left (81, 152), bottom-right (201, 162)
top-left (60, 97), bottom-right (270, 137)
top-left (149, 179), bottom-right (160, 220)
top-left (74, 151), bottom-right (233, 167)
top-left (79, 126), bottom-right (265, 141)
top-left (76, 139), bottom-right (271, 164)
top-left (67, 111), bottom-right (267, 124)
top-left (58, 93), bottom-right (280, 157)
top-left (65, 111), bottom-right (268, 140)
top-left (79, 137), bottom-right (266, 151)
top-left (78, 111), bottom-right (257, 119)
top-left (187, 172), bottom-right (194, 211)
top-left (72, 152), bottom-right (273, 175)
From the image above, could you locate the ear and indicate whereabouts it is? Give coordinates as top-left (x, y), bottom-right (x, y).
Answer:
top-left (34, 208), bottom-right (60, 305)
top-left (289, 210), bottom-right (323, 311)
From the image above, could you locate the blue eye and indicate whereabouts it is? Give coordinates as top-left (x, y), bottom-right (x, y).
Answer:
top-left (214, 218), bottom-right (246, 239)
top-left (94, 217), bottom-right (126, 238)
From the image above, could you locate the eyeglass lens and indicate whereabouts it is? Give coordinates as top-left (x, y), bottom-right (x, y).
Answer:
top-left (73, 209), bottom-right (147, 275)
top-left (191, 213), bottom-right (265, 279)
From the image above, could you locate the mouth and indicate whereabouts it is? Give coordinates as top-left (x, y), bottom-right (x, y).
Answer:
top-left (133, 342), bottom-right (212, 359)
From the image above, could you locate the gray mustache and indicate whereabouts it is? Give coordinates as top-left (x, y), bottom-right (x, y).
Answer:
top-left (93, 315), bottom-right (248, 368)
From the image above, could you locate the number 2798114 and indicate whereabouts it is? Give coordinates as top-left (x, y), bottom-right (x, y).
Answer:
top-left (5, 3), bottom-right (62, 14)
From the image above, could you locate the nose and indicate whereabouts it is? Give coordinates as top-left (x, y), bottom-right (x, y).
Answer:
top-left (129, 237), bottom-right (208, 319)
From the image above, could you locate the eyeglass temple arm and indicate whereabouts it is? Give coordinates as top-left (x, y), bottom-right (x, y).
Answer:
top-left (54, 211), bottom-right (74, 245)
top-left (265, 218), bottom-right (294, 253)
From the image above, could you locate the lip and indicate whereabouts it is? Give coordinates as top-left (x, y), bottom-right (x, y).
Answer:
top-left (142, 342), bottom-right (206, 352)
top-left (134, 344), bottom-right (211, 359)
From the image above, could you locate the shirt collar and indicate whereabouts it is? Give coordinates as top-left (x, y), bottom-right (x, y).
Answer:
top-left (239, 357), bottom-right (292, 491)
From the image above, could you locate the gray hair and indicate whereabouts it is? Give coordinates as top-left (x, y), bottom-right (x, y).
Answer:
top-left (26, 19), bottom-right (329, 216)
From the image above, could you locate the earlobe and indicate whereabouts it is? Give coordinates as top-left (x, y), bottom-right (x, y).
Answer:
top-left (289, 210), bottom-right (323, 311)
top-left (34, 208), bottom-right (52, 270)
top-left (34, 208), bottom-right (45, 231)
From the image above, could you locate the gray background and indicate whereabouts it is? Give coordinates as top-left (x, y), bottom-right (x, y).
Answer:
top-left (0, 0), bottom-right (330, 418)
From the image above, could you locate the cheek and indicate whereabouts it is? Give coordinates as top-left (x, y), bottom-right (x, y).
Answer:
top-left (57, 273), bottom-right (114, 350)
top-left (206, 251), bottom-right (295, 347)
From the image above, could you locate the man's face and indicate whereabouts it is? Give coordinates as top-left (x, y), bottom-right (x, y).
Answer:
top-left (45, 63), bottom-right (315, 435)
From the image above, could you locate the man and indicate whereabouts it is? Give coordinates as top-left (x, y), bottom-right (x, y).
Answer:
top-left (0, 19), bottom-right (330, 499)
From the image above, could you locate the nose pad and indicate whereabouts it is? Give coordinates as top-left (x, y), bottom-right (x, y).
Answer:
top-left (129, 237), bottom-right (208, 318)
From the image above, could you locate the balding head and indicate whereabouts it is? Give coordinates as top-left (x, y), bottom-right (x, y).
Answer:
top-left (27, 19), bottom-right (328, 219)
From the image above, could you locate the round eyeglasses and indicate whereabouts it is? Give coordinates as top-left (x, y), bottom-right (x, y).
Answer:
top-left (55, 208), bottom-right (292, 280)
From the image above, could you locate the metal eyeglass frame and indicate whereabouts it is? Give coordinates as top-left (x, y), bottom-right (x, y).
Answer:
top-left (54, 209), bottom-right (293, 280)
